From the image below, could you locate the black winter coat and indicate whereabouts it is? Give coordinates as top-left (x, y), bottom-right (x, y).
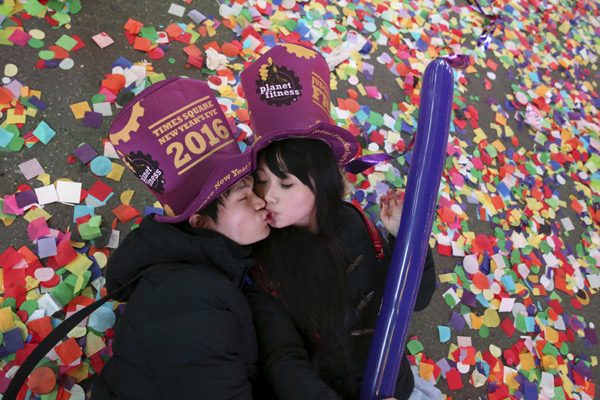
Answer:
top-left (92, 216), bottom-right (258, 400)
top-left (247, 203), bottom-right (436, 400)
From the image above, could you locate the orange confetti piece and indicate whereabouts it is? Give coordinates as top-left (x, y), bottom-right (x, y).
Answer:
top-left (0, 86), bottom-right (15, 104)
top-left (123, 18), bottom-right (143, 34)
top-left (48, 45), bottom-right (69, 59)
top-left (183, 44), bottom-right (202, 57)
top-left (54, 337), bottom-right (83, 366)
top-left (165, 23), bottom-right (184, 38)
top-left (28, 366), bottom-right (56, 395)
top-left (101, 74), bottom-right (126, 93)
top-left (472, 272), bottom-right (490, 290)
top-left (486, 58), bottom-right (498, 71)
top-left (133, 36), bottom-right (152, 52)
top-left (495, 113), bottom-right (507, 125)
top-left (221, 42), bottom-right (240, 58)
top-left (345, 98), bottom-right (360, 113)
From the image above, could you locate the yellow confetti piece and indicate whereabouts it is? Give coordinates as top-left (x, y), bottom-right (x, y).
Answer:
top-left (24, 208), bottom-right (51, 222)
top-left (447, 343), bottom-right (459, 361)
top-left (25, 107), bottom-right (37, 118)
top-left (0, 307), bottom-right (16, 332)
top-left (356, 84), bottom-right (367, 97)
top-left (70, 101), bottom-right (92, 120)
top-left (6, 108), bottom-right (26, 124)
top-left (0, 217), bottom-right (16, 227)
top-left (470, 313), bottom-right (483, 329)
top-left (473, 128), bottom-right (487, 144)
top-left (65, 253), bottom-right (93, 276)
top-left (418, 361), bottom-right (435, 381)
top-left (37, 172), bottom-right (51, 185)
top-left (491, 139), bottom-right (506, 153)
top-left (558, 21), bottom-right (570, 34)
top-left (73, 274), bottom-right (86, 295)
top-left (92, 251), bottom-right (108, 269)
top-left (84, 331), bottom-right (107, 357)
top-left (106, 162), bottom-right (125, 181)
top-left (544, 326), bottom-right (559, 343)
top-left (483, 308), bottom-right (500, 328)
top-left (67, 326), bottom-right (87, 339)
top-left (438, 273), bottom-right (455, 283)
top-left (120, 190), bottom-right (135, 205)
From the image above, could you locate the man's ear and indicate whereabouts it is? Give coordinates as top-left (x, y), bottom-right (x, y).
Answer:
top-left (188, 213), bottom-right (212, 229)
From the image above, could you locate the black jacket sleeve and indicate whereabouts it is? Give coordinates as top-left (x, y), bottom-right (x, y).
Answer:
top-left (244, 286), bottom-right (340, 400)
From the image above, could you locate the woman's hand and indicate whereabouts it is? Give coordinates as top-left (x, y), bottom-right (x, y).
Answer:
top-left (379, 188), bottom-right (404, 238)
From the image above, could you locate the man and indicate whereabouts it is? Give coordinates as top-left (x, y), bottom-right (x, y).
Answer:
top-left (91, 78), bottom-right (270, 399)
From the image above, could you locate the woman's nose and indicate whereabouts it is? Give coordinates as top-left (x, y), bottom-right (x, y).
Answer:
top-left (263, 186), bottom-right (276, 204)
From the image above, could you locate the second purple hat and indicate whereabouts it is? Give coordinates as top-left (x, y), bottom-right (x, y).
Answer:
top-left (241, 43), bottom-right (358, 164)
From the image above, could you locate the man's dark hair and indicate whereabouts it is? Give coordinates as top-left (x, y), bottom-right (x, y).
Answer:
top-left (196, 187), bottom-right (233, 224)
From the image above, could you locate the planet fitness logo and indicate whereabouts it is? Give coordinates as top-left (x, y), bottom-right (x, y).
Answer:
top-left (123, 151), bottom-right (166, 194)
top-left (256, 58), bottom-right (302, 106)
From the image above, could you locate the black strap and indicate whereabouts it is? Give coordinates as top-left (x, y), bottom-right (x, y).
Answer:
top-left (4, 265), bottom-right (161, 400)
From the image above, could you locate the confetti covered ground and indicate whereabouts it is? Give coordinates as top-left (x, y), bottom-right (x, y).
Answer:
top-left (1, 0), bottom-right (599, 398)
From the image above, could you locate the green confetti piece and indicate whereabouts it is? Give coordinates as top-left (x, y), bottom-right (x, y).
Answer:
top-left (7, 136), bottom-right (25, 152)
top-left (47, 0), bottom-right (66, 11)
top-left (459, 304), bottom-right (471, 316)
top-left (22, 0), bottom-right (45, 15)
top-left (51, 281), bottom-right (75, 306)
top-left (444, 292), bottom-right (457, 307)
top-left (285, 19), bottom-right (298, 31)
top-left (515, 314), bottom-right (527, 332)
top-left (19, 299), bottom-right (39, 317)
top-left (51, 11), bottom-right (71, 27)
top-left (139, 26), bottom-right (159, 41)
top-left (149, 73), bottom-right (166, 83)
top-left (239, 8), bottom-right (252, 23)
top-left (367, 111), bottom-right (384, 127)
top-left (28, 37), bottom-right (44, 49)
top-left (539, 240), bottom-right (553, 254)
top-left (91, 94), bottom-right (107, 104)
top-left (66, 0), bottom-right (82, 14)
top-left (478, 324), bottom-right (490, 338)
top-left (55, 34), bottom-right (78, 51)
top-left (0, 298), bottom-right (16, 311)
top-left (406, 339), bottom-right (424, 355)
top-left (168, 58), bottom-right (176, 64)
top-left (0, 199), bottom-right (17, 219)
top-left (553, 387), bottom-right (566, 400)
top-left (39, 50), bottom-right (55, 60)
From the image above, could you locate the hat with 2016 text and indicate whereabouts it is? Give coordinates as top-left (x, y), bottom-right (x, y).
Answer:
top-left (240, 43), bottom-right (358, 165)
top-left (108, 78), bottom-right (253, 223)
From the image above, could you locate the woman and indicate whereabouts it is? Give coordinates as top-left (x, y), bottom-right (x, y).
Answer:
top-left (248, 138), bottom-right (436, 400)
top-left (241, 44), bottom-right (438, 400)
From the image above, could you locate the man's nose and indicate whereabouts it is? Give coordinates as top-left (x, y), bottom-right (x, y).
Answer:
top-left (252, 192), bottom-right (267, 210)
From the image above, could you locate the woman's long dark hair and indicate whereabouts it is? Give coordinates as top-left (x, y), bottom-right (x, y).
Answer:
top-left (253, 138), bottom-right (351, 349)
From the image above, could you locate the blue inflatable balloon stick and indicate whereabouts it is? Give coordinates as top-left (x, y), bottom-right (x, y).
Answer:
top-left (360, 58), bottom-right (455, 399)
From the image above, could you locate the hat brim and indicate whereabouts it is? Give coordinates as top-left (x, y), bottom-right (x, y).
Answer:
top-left (154, 150), bottom-right (253, 223)
top-left (251, 122), bottom-right (358, 166)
